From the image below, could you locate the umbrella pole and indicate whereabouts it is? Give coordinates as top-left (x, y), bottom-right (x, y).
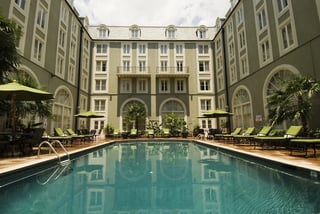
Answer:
top-left (11, 94), bottom-right (17, 156)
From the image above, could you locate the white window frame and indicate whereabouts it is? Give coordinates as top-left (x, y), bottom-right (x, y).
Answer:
top-left (95, 79), bottom-right (107, 91)
top-left (96, 60), bottom-right (107, 72)
top-left (94, 99), bottom-right (106, 112)
top-left (159, 79), bottom-right (170, 93)
top-left (199, 79), bottom-right (210, 92)
top-left (175, 79), bottom-right (186, 93)
top-left (120, 79), bottom-right (132, 93)
top-left (137, 78), bottom-right (148, 93)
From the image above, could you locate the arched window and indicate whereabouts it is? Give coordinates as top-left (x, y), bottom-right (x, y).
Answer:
top-left (121, 100), bottom-right (146, 131)
top-left (52, 88), bottom-right (72, 130)
top-left (160, 100), bottom-right (185, 119)
top-left (263, 65), bottom-right (299, 119)
top-left (232, 87), bottom-right (253, 129)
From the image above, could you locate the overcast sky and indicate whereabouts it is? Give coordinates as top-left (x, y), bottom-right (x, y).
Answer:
top-left (73, 0), bottom-right (231, 26)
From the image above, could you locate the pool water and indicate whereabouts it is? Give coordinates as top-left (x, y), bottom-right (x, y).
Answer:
top-left (1, 140), bottom-right (320, 213)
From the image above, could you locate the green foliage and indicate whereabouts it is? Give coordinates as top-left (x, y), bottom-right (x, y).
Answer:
top-left (0, 14), bottom-right (21, 84)
top-left (267, 76), bottom-right (320, 135)
top-left (123, 101), bottom-right (146, 131)
top-left (162, 113), bottom-right (186, 136)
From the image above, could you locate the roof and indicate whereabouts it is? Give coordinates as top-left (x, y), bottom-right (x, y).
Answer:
top-left (87, 25), bottom-right (217, 41)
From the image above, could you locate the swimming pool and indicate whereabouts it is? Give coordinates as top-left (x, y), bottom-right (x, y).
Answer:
top-left (0, 140), bottom-right (320, 213)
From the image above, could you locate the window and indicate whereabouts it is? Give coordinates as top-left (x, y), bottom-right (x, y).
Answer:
top-left (160, 79), bottom-right (169, 93)
top-left (199, 61), bottom-right (209, 72)
top-left (160, 61), bottom-right (168, 72)
top-left (166, 26), bottom-right (176, 39)
top-left (230, 64), bottom-right (237, 84)
top-left (160, 44), bottom-right (168, 55)
top-left (95, 80), bottom-right (106, 91)
top-left (96, 60), bottom-right (107, 72)
top-left (217, 74), bottom-right (224, 91)
top-left (258, 8), bottom-right (267, 30)
top-left (240, 56), bottom-right (249, 77)
top-left (99, 29), bottom-right (106, 38)
top-left (277, 0), bottom-right (288, 13)
top-left (280, 22), bottom-right (294, 50)
top-left (36, 5), bottom-right (46, 29)
top-left (227, 22), bottom-right (233, 36)
top-left (236, 6), bottom-right (243, 25)
top-left (176, 44), bottom-right (183, 54)
top-left (216, 39), bottom-right (221, 51)
top-left (15, 0), bottom-right (26, 10)
top-left (216, 55), bottom-right (223, 70)
top-left (228, 41), bottom-right (235, 59)
top-left (60, 4), bottom-right (68, 24)
top-left (176, 79), bottom-right (185, 92)
top-left (197, 28), bottom-right (207, 39)
top-left (238, 30), bottom-right (246, 49)
top-left (123, 61), bottom-right (130, 72)
top-left (96, 44), bottom-right (108, 54)
top-left (232, 88), bottom-right (253, 128)
top-left (260, 39), bottom-right (271, 63)
top-left (123, 44), bottom-right (130, 54)
top-left (120, 79), bottom-right (131, 93)
top-left (137, 79), bottom-right (147, 93)
top-left (57, 55), bottom-right (64, 76)
top-left (68, 64), bottom-right (75, 83)
top-left (33, 38), bottom-right (43, 62)
top-left (94, 100), bottom-right (106, 111)
top-left (131, 29), bottom-right (140, 38)
top-left (70, 41), bottom-right (76, 58)
top-left (198, 45), bottom-right (209, 54)
top-left (89, 191), bottom-right (103, 207)
top-left (58, 29), bottom-right (65, 48)
top-left (138, 61), bottom-right (146, 72)
top-left (138, 44), bottom-right (146, 54)
top-left (204, 188), bottom-right (217, 202)
top-left (176, 61), bottom-right (183, 72)
top-left (200, 99), bottom-right (212, 111)
top-left (200, 80), bottom-right (210, 91)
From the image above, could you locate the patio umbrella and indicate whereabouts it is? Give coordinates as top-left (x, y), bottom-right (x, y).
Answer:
top-left (0, 80), bottom-right (53, 141)
top-left (202, 109), bottom-right (233, 118)
top-left (74, 111), bottom-right (104, 118)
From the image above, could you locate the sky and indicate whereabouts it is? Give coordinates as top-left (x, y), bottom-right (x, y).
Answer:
top-left (73, 0), bottom-right (231, 26)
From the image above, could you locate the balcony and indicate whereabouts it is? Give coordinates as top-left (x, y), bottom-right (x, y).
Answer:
top-left (156, 66), bottom-right (189, 78)
top-left (117, 66), bottom-right (151, 77)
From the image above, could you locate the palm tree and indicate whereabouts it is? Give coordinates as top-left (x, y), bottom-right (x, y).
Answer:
top-left (0, 14), bottom-right (21, 84)
top-left (267, 76), bottom-right (320, 135)
top-left (123, 102), bottom-right (146, 132)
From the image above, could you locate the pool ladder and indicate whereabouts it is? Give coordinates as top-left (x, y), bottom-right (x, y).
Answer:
top-left (36, 140), bottom-right (72, 185)
top-left (37, 140), bottom-right (70, 162)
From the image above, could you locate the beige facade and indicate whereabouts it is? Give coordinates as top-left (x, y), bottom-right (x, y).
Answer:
top-left (1, 0), bottom-right (320, 134)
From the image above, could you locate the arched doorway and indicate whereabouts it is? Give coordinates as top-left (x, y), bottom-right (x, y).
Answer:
top-left (52, 87), bottom-right (73, 131)
top-left (232, 86), bottom-right (253, 129)
top-left (121, 100), bottom-right (147, 132)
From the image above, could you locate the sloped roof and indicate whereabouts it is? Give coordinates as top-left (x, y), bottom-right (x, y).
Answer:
top-left (87, 25), bottom-right (217, 41)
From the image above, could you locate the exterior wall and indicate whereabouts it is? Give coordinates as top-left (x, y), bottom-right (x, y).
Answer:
top-left (214, 0), bottom-right (320, 131)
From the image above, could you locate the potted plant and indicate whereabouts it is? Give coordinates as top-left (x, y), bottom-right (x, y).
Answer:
top-left (104, 124), bottom-right (114, 138)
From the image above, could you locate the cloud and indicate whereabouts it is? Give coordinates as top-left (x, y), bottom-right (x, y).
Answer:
top-left (73, 0), bottom-right (230, 26)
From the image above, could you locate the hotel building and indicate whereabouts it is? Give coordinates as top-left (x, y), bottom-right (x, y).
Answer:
top-left (0, 0), bottom-right (319, 134)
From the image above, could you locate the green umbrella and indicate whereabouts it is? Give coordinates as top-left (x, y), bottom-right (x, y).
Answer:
top-left (74, 111), bottom-right (104, 118)
top-left (202, 109), bottom-right (233, 118)
top-left (0, 80), bottom-right (53, 141)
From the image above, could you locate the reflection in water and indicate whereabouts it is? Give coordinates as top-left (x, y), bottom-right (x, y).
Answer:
top-left (0, 141), bottom-right (320, 213)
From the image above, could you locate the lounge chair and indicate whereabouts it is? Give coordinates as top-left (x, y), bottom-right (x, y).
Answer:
top-left (254, 125), bottom-right (303, 149)
top-left (129, 128), bottom-right (138, 138)
top-left (290, 138), bottom-right (320, 157)
top-left (162, 128), bottom-right (170, 137)
top-left (43, 128), bottom-right (73, 145)
top-left (220, 127), bottom-right (242, 142)
top-left (112, 129), bottom-right (120, 138)
top-left (233, 127), bottom-right (255, 144)
top-left (146, 129), bottom-right (155, 138)
top-left (66, 128), bottom-right (89, 142)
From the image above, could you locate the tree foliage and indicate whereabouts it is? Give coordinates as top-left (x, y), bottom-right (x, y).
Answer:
top-left (267, 76), bottom-right (320, 135)
top-left (123, 101), bottom-right (146, 131)
top-left (0, 14), bottom-right (21, 83)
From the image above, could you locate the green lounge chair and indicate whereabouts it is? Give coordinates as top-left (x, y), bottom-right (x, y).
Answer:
top-left (254, 125), bottom-right (303, 149)
top-left (112, 129), bottom-right (120, 138)
top-left (221, 127), bottom-right (242, 141)
top-left (290, 138), bottom-right (320, 157)
top-left (146, 129), bottom-right (155, 138)
top-left (162, 128), bottom-right (170, 137)
top-left (233, 127), bottom-right (255, 144)
top-left (129, 128), bottom-right (138, 138)
top-left (66, 128), bottom-right (88, 142)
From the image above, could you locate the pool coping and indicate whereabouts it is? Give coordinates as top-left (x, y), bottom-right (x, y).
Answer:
top-left (1, 139), bottom-right (320, 187)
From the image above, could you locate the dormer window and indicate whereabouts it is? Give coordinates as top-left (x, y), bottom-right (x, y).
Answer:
top-left (98, 24), bottom-right (109, 38)
top-left (166, 25), bottom-right (176, 39)
top-left (130, 24), bottom-right (141, 39)
top-left (197, 25), bottom-right (207, 39)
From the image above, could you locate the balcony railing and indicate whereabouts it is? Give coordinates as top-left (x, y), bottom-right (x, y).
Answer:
top-left (156, 66), bottom-right (189, 77)
top-left (117, 66), bottom-right (151, 77)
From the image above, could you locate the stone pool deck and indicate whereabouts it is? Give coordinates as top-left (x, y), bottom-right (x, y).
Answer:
top-left (1, 137), bottom-right (320, 175)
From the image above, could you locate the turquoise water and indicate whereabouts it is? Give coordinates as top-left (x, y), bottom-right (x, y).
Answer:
top-left (0, 141), bottom-right (320, 213)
